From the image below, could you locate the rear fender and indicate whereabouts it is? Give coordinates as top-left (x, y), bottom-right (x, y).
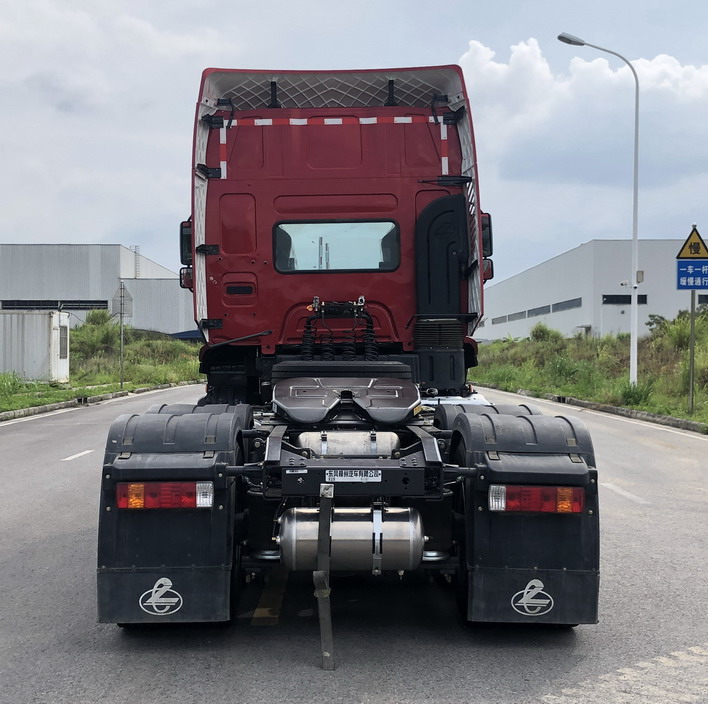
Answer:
top-left (97, 409), bottom-right (249, 623)
top-left (454, 413), bottom-right (599, 625)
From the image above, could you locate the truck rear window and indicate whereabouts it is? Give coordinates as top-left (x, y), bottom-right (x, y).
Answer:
top-left (274, 221), bottom-right (399, 273)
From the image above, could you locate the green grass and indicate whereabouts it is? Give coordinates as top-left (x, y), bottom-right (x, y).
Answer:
top-left (0, 311), bottom-right (203, 413)
top-left (0, 378), bottom-right (130, 412)
top-left (4, 308), bottom-right (708, 425)
top-left (472, 312), bottom-right (708, 425)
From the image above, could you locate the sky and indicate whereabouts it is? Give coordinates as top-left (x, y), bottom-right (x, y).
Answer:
top-left (2, 0), bottom-right (708, 283)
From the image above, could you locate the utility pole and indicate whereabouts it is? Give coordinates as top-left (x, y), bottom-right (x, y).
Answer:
top-left (119, 280), bottom-right (125, 390)
top-left (558, 32), bottom-right (641, 384)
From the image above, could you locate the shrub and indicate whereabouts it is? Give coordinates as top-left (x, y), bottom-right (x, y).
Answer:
top-left (617, 378), bottom-right (654, 406)
top-left (0, 371), bottom-right (25, 395)
top-left (529, 322), bottom-right (564, 343)
top-left (646, 313), bottom-right (668, 334)
top-left (572, 361), bottom-right (606, 398)
top-left (84, 309), bottom-right (112, 326)
top-left (680, 348), bottom-right (708, 391)
top-left (546, 356), bottom-right (581, 385)
top-left (663, 317), bottom-right (692, 351)
top-left (472, 307), bottom-right (708, 423)
top-left (479, 363), bottom-right (524, 390)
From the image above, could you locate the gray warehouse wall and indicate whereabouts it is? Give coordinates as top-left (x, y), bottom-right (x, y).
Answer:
top-left (481, 239), bottom-right (692, 340)
top-left (119, 246), bottom-right (177, 279)
top-left (0, 244), bottom-right (192, 335)
top-left (0, 244), bottom-right (123, 300)
top-left (119, 279), bottom-right (195, 334)
top-left (480, 243), bottom-right (595, 339)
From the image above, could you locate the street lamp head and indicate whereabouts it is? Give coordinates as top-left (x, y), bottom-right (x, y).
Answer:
top-left (558, 32), bottom-right (586, 46)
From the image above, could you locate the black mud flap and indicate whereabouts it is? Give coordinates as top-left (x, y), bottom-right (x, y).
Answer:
top-left (97, 568), bottom-right (231, 623)
top-left (97, 409), bottom-right (249, 624)
top-left (468, 568), bottom-right (599, 624)
top-left (454, 412), bottom-right (600, 625)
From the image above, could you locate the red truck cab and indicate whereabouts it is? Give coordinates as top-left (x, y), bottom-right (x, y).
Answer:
top-left (180, 66), bottom-right (493, 403)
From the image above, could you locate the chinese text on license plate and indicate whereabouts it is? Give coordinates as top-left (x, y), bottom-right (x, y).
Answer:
top-left (324, 470), bottom-right (382, 483)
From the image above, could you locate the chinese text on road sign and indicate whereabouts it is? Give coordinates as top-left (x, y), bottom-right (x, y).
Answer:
top-left (677, 260), bottom-right (708, 290)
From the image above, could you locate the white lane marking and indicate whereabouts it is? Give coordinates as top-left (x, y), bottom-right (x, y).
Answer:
top-left (600, 482), bottom-right (650, 505)
top-left (60, 449), bottom-right (94, 462)
top-left (0, 408), bottom-right (78, 426)
top-left (580, 408), bottom-right (708, 440)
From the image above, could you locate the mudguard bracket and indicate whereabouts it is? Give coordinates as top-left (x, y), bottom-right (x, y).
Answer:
top-left (314, 483), bottom-right (335, 670)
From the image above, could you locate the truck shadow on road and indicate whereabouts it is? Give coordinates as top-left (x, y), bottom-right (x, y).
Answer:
top-left (113, 570), bottom-right (580, 662)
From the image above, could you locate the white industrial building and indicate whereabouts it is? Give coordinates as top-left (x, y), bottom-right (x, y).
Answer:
top-left (0, 244), bottom-right (195, 335)
top-left (480, 239), bottom-right (706, 340)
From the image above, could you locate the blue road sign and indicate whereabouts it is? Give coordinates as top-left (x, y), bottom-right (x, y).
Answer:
top-left (677, 259), bottom-right (708, 289)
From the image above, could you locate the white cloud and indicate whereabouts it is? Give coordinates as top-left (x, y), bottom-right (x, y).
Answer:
top-left (462, 39), bottom-right (559, 141)
top-left (111, 15), bottom-right (231, 59)
top-left (0, 2), bottom-right (238, 269)
top-left (460, 39), bottom-right (708, 187)
top-left (458, 38), bottom-right (708, 279)
top-left (0, 3), bottom-right (707, 279)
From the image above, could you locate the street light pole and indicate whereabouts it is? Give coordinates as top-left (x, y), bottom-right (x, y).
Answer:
top-left (119, 280), bottom-right (125, 390)
top-left (558, 32), bottom-right (640, 385)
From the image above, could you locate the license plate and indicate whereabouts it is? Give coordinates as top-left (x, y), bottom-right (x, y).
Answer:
top-left (325, 469), bottom-right (382, 483)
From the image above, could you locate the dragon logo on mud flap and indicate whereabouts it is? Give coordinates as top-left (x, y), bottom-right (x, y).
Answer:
top-left (511, 579), bottom-right (554, 616)
top-left (139, 577), bottom-right (183, 615)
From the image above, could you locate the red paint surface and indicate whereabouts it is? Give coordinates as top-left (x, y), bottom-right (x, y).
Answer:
top-left (192, 67), bottom-right (484, 352)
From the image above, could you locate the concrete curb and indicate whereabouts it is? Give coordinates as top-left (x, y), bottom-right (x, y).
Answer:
top-left (0, 380), bottom-right (202, 423)
top-left (544, 394), bottom-right (708, 434)
top-left (472, 382), bottom-right (708, 435)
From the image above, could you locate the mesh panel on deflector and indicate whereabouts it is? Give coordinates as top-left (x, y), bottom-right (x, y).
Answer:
top-left (205, 70), bottom-right (463, 110)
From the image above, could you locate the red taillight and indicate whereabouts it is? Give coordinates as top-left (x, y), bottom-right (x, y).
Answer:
top-left (116, 482), bottom-right (213, 509)
top-left (489, 485), bottom-right (585, 513)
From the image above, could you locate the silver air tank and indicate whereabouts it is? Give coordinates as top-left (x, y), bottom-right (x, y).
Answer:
top-left (278, 507), bottom-right (424, 573)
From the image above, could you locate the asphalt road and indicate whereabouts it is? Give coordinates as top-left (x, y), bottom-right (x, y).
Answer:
top-left (0, 385), bottom-right (706, 704)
